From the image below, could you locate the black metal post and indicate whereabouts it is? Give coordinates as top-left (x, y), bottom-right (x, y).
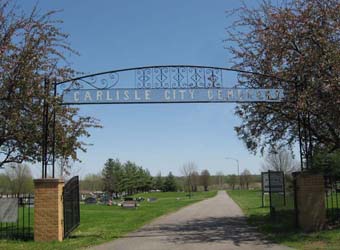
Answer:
top-left (42, 79), bottom-right (50, 178)
top-left (336, 183), bottom-right (339, 217)
top-left (268, 171), bottom-right (273, 216)
top-left (307, 112), bottom-right (313, 168)
top-left (293, 172), bottom-right (299, 228)
top-left (21, 196), bottom-right (24, 238)
top-left (283, 172), bottom-right (286, 206)
top-left (52, 83), bottom-right (57, 178)
top-left (331, 183), bottom-right (334, 220)
top-left (297, 112), bottom-right (304, 171)
top-left (261, 172), bottom-right (264, 207)
top-left (303, 117), bottom-right (310, 169)
top-left (28, 193), bottom-right (31, 239)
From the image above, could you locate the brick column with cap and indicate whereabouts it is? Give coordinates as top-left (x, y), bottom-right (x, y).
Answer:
top-left (34, 179), bottom-right (64, 242)
top-left (296, 173), bottom-right (326, 231)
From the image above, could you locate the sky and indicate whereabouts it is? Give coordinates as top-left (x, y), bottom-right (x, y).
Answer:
top-left (18, 0), bottom-right (272, 178)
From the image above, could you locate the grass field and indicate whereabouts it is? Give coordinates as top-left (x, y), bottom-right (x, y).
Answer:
top-left (227, 189), bottom-right (340, 250)
top-left (0, 191), bottom-right (216, 250)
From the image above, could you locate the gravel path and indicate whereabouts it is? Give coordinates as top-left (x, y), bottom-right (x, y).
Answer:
top-left (88, 191), bottom-right (293, 250)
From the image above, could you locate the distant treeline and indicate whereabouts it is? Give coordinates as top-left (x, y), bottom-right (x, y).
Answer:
top-left (80, 158), bottom-right (262, 194)
top-left (0, 163), bottom-right (34, 194)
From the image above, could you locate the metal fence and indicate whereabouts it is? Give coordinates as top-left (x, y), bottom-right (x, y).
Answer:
top-left (0, 194), bottom-right (34, 240)
top-left (264, 173), bottom-right (340, 229)
top-left (269, 174), bottom-right (297, 228)
top-left (63, 176), bottom-right (80, 238)
top-left (324, 176), bottom-right (340, 224)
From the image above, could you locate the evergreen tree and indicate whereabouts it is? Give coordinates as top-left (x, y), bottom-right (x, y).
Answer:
top-left (154, 172), bottom-right (164, 191)
top-left (163, 172), bottom-right (177, 192)
top-left (102, 158), bottom-right (122, 196)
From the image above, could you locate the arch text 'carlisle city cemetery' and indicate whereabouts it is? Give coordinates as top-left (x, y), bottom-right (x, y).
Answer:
top-left (58, 66), bottom-right (285, 105)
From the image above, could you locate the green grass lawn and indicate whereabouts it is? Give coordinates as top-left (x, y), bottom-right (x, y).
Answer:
top-left (227, 189), bottom-right (340, 250)
top-left (0, 191), bottom-right (216, 250)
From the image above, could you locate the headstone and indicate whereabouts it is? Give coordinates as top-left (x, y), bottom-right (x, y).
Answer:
top-left (122, 200), bottom-right (137, 208)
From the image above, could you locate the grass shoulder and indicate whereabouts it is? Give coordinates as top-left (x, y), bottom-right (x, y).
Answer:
top-left (0, 191), bottom-right (216, 250)
top-left (227, 189), bottom-right (340, 250)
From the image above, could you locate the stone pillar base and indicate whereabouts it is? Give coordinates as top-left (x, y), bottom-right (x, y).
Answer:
top-left (296, 173), bottom-right (326, 231)
top-left (34, 179), bottom-right (64, 242)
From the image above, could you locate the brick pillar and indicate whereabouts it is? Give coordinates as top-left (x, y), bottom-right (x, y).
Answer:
top-left (296, 173), bottom-right (326, 231)
top-left (34, 179), bottom-right (64, 242)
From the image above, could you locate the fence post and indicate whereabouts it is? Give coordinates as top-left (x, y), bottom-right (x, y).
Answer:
top-left (34, 179), bottom-right (64, 242)
top-left (293, 172), bottom-right (299, 228)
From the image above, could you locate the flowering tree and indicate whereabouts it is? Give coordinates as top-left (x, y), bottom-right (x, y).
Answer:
top-left (0, 2), bottom-right (100, 168)
top-left (226, 0), bottom-right (340, 166)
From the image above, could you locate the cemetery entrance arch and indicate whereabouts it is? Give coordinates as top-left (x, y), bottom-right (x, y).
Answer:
top-left (42, 65), bottom-right (287, 178)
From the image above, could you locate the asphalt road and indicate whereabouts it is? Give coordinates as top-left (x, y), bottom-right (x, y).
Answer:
top-left (88, 191), bottom-right (292, 250)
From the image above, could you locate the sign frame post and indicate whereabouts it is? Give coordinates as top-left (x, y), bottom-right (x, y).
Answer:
top-left (261, 170), bottom-right (285, 216)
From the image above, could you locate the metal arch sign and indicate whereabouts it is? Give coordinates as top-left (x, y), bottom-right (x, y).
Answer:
top-left (58, 66), bottom-right (285, 105)
top-left (62, 88), bottom-right (284, 104)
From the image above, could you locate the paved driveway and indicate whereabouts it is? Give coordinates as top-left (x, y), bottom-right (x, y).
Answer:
top-left (88, 191), bottom-right (293, 250)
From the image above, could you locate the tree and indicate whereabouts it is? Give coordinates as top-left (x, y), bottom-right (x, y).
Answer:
top-left (137, 168), bottom-right (153, 192)
top-left (4, 163), bottom-right (33, 193)
top-left (191, 171), bottom-right (199, 192)
top-left (240, 169), bottom-right (252, 190)
top-left (0, 173), bottom-right (10, 193)
top-left (227, 174), bottom-right (237, 190)
top-left (102, 158), bottom-right (122, 196)
top-left (102, 158), bottom-right (152, 196)
top-left (312, 149), bottom-right (340, 177)
top-left (80, 173), bottom-right (103, 191)
top-left (261, 148), bottom-right (298, 175)
top-left (226, 0), bottom-right (340, 164)
top-left (181, 162), bottom-right (197, 197)
top-left (200, 169), bottom-right (210, 191)
top-left (153, 172), bottom-right (164, 191)
top-left (163, 172), bottom-right (177, 192)
top-left (0, 1), bottom-right (100, 168)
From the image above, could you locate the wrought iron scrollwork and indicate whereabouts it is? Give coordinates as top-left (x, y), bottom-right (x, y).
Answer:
top-left (58, 66), bottom-right (228, 91)
top-left (135, 66), bottom-right (223, 89)
top-left (61, 72), bottom-right (119, 91)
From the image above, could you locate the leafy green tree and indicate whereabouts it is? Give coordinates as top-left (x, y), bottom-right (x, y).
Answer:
top-left (0, 1), bottom-right (100, 168)
top-left (226, 0), bottom-right (340, 162)
top-left (312, 149), bottom-right (340, 177)
top-left (163, 172), bottom-right (177, 192)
